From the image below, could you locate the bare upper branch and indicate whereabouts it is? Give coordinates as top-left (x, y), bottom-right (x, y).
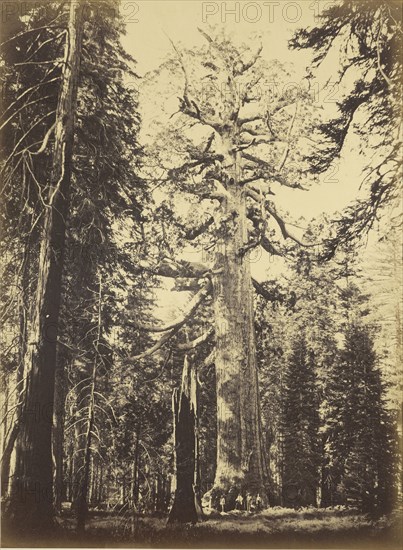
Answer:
top-left (242, 152), bottom-right (307, 190)
top-left (265, 202), bottom-right (311, 247)
top-left (234, 44), bottom-right (263, 76)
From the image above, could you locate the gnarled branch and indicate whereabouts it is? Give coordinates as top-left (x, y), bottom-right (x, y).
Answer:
top-left (265, 202), bottom-right (311, 247)
top-left (139, 257), bottom-right (209, 279)
top-left (252, 279), bottom-right (277, 301)
top-left (176, 327), bottom-right (214, 350)
top-left (168, 34), bottom-right (223, 132)
top-left (242, 152), bottom-right (307, 190)
top-left (127, 281), bottom-right (212, 333)
top-left (276, 101), bottom-right (299, 172)
top-left (260, 236), bottom-right (283, 257)
top-left (185, 217), bottom-right (214, 240)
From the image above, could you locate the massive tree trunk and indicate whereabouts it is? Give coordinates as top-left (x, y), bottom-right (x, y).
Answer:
top-left (168, 354), bottom-right (202, 523)
top-left (5, 0), bottom-right (84, 533)
top-left (211, 140), bottom-right (266, 507)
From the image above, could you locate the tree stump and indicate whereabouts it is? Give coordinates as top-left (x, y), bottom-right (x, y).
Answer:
top-left (168, 355), bottom-right (203, 523)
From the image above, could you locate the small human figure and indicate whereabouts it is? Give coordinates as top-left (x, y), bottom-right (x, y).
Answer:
top-left (235, 493), bottom-right (244, 510)
top-left (246, 492), bottom-right (252, 512)
top-left (220, 495), bottom-right (226, 512)
top-left (256, 493), bottom-right (262, 511)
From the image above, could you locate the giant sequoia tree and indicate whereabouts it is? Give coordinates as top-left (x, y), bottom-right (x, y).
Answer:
top-left (133, 29), bottom-right (317, 507)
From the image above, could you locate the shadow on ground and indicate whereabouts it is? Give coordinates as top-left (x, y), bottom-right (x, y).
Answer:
top-left (2, 506), bottom-right (402, 549)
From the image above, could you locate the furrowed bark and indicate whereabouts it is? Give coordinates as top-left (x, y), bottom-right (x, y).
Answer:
top-left (210, 137), bottom-right (266, 507)
top-left (5, 0), bottom-right (84, 533)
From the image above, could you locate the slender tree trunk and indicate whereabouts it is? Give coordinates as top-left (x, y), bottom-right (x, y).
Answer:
top-left (211, 141), bottom-right (266, 507)
top-left (53, 358), bottom-right (66, 514)
top-left (130, 461), bottom-right (136, 505)
top-left (191, 361), bottom-right (203, 517)
top-left (320, 434), bottom-right (331, 507)
top-left (66, 441), bottom-right (74, 502)
top-left (88, 455), bottom-right (95, 504)
top-left (98, 465), bottom-right (103, 503)
top-left (5, 0), bottom-right (84, 533)
top-left (165, 475), bottom-right (172, 512)
top-left (1, 381), bottom-right (11, 491)
top-left (156, 475), bottom-right (161, 512)
top-left (151, 477), bottom-right (156, 511)
top-left (74, 276), bottom-right (102, 532)
top-left (1, 253), bottom-right (31, 495)
top-left (120, 476), bottom-right (124, 505)
top-left (168, 354), bottom-right (201, 523)
top-left (91, 459), bottom-right (99, 505)
top-left (75, 411), bottom-right (93, 532)
top-left (2, 383), bottom-right (10, 456)
top-left (132, 427), bottom-right (141, 504)
top-left (1, 423), bottom-right (19, 495)
top-left (1, 361), bottom-right (25, 495)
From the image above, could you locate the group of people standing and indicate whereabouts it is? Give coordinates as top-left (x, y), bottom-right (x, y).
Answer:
top-left (219, 492), bottom-right (263, 513)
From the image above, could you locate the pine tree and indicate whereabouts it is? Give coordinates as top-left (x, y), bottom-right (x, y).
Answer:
top-left (0, 2), bottom-right (63, 495)
top-left (323, 283), bottom-right (398, 513)
top-left (338, 321), bottom-right (397, 513)
top-left (57, 0), bottom-right (148, 530)
top-left (281, 333), bottom-right (320, 508)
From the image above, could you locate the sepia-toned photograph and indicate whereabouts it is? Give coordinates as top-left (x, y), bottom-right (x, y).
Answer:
top-left (0, 0), bottom-right (402, 548)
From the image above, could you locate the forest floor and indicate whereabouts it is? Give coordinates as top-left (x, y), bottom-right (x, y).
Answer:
top-left (3, 506), bottom-right (402, 549)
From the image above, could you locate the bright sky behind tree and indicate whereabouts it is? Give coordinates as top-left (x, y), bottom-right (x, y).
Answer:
top-left (119, 0), bottom-right (388, 315)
